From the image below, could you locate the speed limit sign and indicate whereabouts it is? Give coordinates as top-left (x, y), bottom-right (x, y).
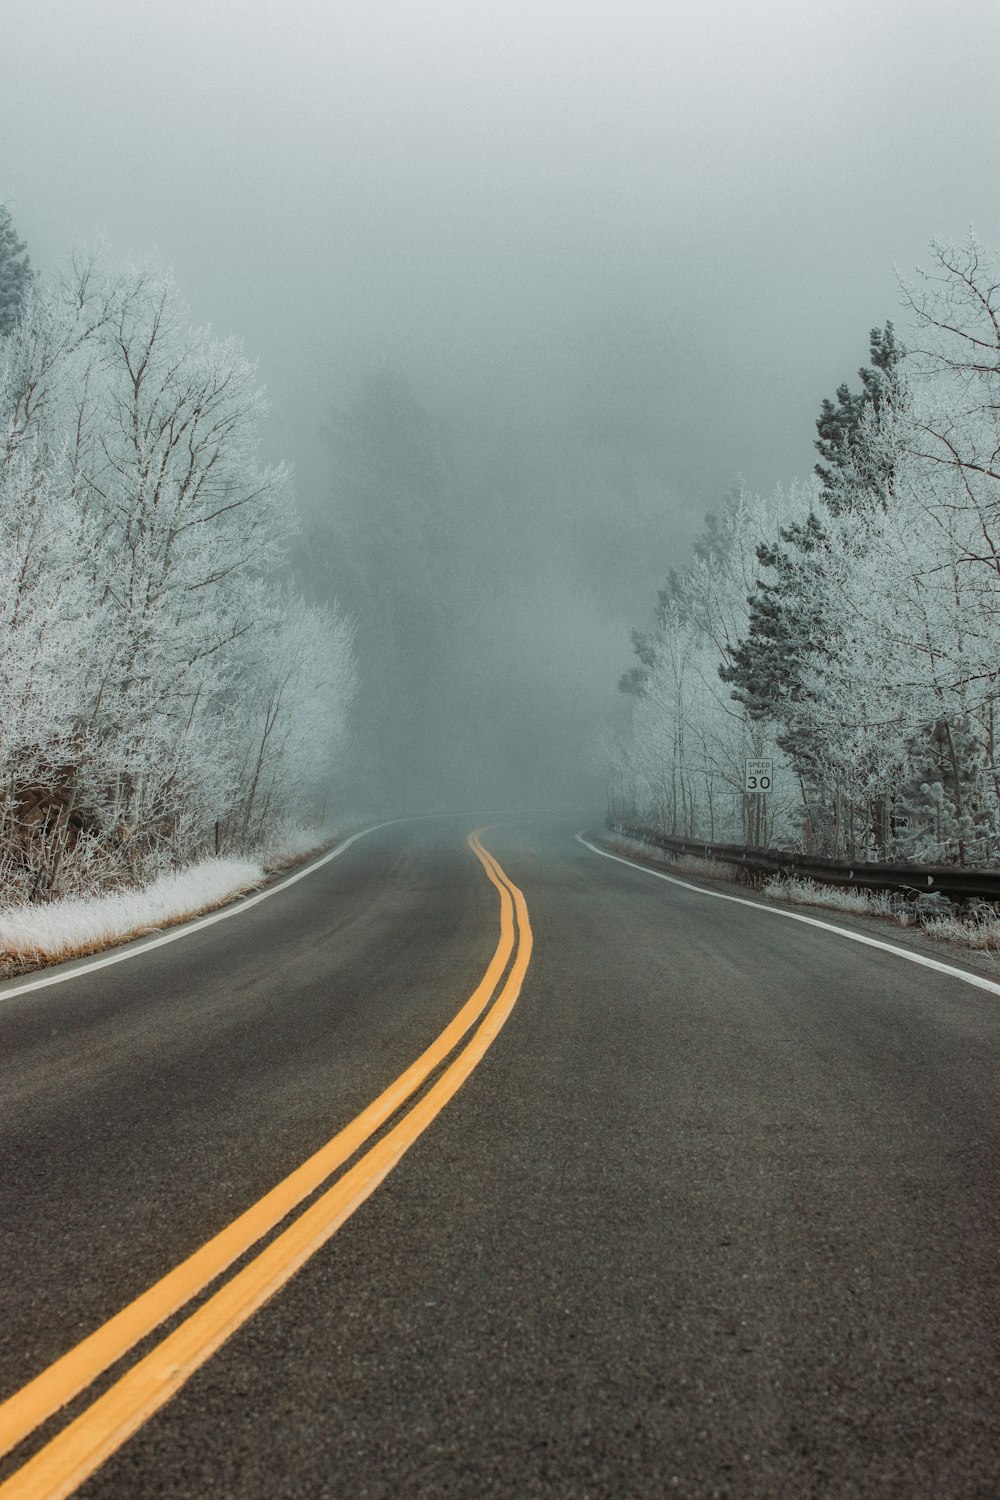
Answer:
top-left (744, 757), bottom-right (772, 793)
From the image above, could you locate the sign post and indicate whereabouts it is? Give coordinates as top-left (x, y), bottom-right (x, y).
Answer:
top-left (744, 757), bottom-right (772, 846)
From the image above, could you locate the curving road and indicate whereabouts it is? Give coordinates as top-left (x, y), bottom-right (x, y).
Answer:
top-left (0, 816), bottom-right (998, 1498)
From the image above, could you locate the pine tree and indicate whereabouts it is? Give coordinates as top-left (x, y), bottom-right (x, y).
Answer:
top-left (0, 205), bottom-right (31, 335)
top-left (814, 322), bottom-right (905, 511)
top-left (718, 511), bottom-right (830, 774)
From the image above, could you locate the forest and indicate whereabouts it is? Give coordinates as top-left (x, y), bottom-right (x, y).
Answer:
top-left (0, 211), bottom-right (355, 903)
top-left (5, 203), bottom-right (1000, 905)
top-left (612, 235), bottom-right (1000, 866)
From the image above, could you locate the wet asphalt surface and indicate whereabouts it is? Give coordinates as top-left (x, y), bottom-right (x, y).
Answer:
top-left (1, 816), bottom-right (999, 1498)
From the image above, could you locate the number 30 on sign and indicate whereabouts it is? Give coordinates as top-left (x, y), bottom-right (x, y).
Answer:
top-left (744, 757), bottom-right (772, 793)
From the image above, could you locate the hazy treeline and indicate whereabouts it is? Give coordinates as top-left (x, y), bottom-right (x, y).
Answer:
top-left (613, 236), bottom-right (1000, 866)
top-left (0, 220), bottom-right (355, 901)
top-left (301, 368), bottom-right (641, 814)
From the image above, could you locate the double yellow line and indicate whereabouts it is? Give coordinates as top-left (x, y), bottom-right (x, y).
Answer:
top-left (0, 830), bottom-right (531, 1500)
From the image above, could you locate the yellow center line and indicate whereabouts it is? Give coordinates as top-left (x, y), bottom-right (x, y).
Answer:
top-left (0, 831), bottom-right (528, 1498)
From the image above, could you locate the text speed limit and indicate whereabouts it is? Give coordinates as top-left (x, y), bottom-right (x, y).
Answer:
top-left (744, 757), bottom-right (772, 793)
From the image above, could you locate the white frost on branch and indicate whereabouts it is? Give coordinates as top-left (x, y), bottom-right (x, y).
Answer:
top-left (0, 254), bottom-right (356, 900)
top-left (613, 234), bottom-right (1000, 863)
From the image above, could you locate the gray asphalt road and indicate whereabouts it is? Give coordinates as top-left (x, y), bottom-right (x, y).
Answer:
top-left (1, 817), bottom-right (999, 1498)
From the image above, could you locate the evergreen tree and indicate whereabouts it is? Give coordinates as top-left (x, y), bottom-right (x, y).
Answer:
top-left (717, 327), bottom-right (906, 842)
top-left (814, 322), bottom-right (905, 511)
top-left (896, 716), bottom-right (988, 864)
top-left (0, 205), bottom-right (31, 336)
top-left (718, 511), bottom-right (830, 778)
top-left (619, 627), bottom-right (659, 696)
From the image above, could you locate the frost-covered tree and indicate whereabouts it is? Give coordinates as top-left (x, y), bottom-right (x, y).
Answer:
top-left (230, 596), bottom-right (356, 845)
top-left (814, 322), bottom-right (905, 510)
top-left (718, 513), bottom-right (828, 733)
top-left (898, 236), bottom-right (1000, 604)
top-left (808, 241), bottom-right (1000, 863)
top-left (716, 325), bottom-right (913, 854)
top-left (0, 252), bottom-right (356, 898)
top-left (0, 205), bottom-right (31, 336)
top-left (614, 485), bottom-right (809, 844)
top-left (813, 237), bottom-right (1000, 861)
top-left (614, 238), bottom-right (1000, 863)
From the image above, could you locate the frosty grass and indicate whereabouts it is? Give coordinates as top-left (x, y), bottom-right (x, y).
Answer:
top-left (0, 859), bottom-right (263, 967)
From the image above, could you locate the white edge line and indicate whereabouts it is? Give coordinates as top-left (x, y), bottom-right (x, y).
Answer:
top-left (576, 833), bottom-right (1000, 999)
top-left (0, 819), bottom-right (406, 1002)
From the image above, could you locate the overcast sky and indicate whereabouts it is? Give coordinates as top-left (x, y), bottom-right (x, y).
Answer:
top-left (4, 0), bottom-right (1000, 806)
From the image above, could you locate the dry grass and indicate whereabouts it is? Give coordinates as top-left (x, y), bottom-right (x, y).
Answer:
top-left (0, 819), bottom-right (344, 978)
top-left (257, 824), bottom-right (328, 872)
top-left (761, 875), bottom-right (900, 920)
top-left (668, 852), bottom-right (744, 883)
top-left (764, 875), bottom-right (1000, 957)
top-left (609, 836), bottom-right (744, 885)
top-left (922, 909), bottom-right (1000, 954)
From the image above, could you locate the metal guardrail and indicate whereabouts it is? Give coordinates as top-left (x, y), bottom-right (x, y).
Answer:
top-left (611, 824), bottom-right (1000, 906)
